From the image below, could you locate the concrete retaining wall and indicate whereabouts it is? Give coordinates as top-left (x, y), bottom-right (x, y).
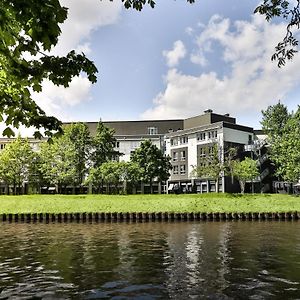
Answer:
top-left (0, 212), bottom-right (299, 223)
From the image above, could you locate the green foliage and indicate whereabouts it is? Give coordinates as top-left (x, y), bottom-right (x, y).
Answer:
top-left (63, 123), bottom-right (91, 185)
top-left (262, 103), bottom-right (300, 182)
top-left (131, 140), bottom-right (172, 193)
top-left (0, 136), bottom-right (34, 194)
top-left (0, 0), bottom-right (299, 138)
top-left (114, 0), bottom-right (195, 11)
top-left (261, 101), bottom-right (290, 141)
top-left (87, 161), bottom-right (142, 194)
top-left (27, 152), bottom-right (43, 193)
top-left (272, 108), bottom-right (300, 181)
top-left (254, 0), bottom-right (300, 67)
top-left (0, 0), bottom-right (196, 137)
top-left (224, 147), bottom-right (238, 184)
top-left (91, 121), bottom-right (121, 168)
top-left (232, 157), bottom-right (259, 194)
top-left (99, 161), bottom-right (122, 193)
top-left (193, 144), bottom-right (224, 192)
top-left (39, 134), bottom-right (77, 188)
top-left (0, 0), bottom-right (97, 137)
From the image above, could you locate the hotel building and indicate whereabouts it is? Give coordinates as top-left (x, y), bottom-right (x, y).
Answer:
top-left (0, 110), bottom-right (267, 193)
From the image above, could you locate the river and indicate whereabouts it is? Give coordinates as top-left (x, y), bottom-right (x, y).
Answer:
top-left (0, 221), bottom-right (299, 299)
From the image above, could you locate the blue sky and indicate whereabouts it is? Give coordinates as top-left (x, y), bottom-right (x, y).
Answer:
top-left (30, 0), bottom-right (300, 131)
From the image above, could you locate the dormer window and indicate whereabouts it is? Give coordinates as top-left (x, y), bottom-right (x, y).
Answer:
top-left (148, 127), bottom-right (158, 135)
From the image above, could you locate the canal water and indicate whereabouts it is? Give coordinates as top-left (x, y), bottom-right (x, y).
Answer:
top-left (0, 221), bottom-right (299, 299)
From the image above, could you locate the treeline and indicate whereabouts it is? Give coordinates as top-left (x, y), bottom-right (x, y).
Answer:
top-left (0, 122), bottom-right (171, 195)
top-left (261, 102), bottom-right (300, 183)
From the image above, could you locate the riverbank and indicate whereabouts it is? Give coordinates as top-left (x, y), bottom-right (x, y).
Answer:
top-left (0, 193), bottom-right (299, 214)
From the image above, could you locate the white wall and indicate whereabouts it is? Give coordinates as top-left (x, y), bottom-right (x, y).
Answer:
top-left (187, 133), bottom-right (197, 177)
top-left (117, 138), bottom-right (161, 162)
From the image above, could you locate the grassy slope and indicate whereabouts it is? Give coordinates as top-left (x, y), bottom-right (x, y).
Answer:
top-left (0, 193), bottom-right (299, 214)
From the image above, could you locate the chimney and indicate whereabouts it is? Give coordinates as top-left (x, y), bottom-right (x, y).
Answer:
top-left (204, 109), bottom-right (213, 114)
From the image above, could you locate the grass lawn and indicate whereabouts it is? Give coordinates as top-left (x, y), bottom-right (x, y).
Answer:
top-left (0, 193), bottom-right (299, 214)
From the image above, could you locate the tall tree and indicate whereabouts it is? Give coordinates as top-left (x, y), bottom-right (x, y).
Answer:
top-left (27, 152), bottom-right (44, 194)
top-left (118, 161), bottom-right (141, 194)
top-left (85, 167), bottom-right (104, 194)
top-left (232, 157), bottom-right (259, 194)
top-left (64, 123), bottom-right (91, 186)
top-left (270, 107), bottom-right (300, 182)
top-left (224, 147), bottom-right (238, 185)
top-left (131, 140), bottom-right (172, 194)
top-left (86, 161), bottom-right (141, 194)
top-left (99, 161), bottom-right (122, 194)
top-left (261, 101), bottom-right (290, 142)
top-left (261, 102), bottom-right (300, 182)
top-left (91, 121), bottom-right (121, 168)
top-left (192, 144), bottom-right (224, 193)
top-left (0, 136), bottom-right (34, 194)
top-left (39, 134), bottom-right (77, 192)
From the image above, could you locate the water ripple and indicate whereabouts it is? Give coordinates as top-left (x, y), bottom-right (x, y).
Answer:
top-left (0, 222), bottom-right (299, 299)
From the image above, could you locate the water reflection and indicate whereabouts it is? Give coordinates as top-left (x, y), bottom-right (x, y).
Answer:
top-left (0, 221), bottom-right (299, 299)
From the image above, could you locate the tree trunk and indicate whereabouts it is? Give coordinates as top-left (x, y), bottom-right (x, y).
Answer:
top-left (150, 178), bottom-right (153, 194)
top-left (240, 180), bottom-right (245, 194)
top-left (123, 180), bottom-right (127, 195)
top-left (101, 179), bottom-right (104, 194)
top-left (215, 178), bottom-right (219, 193)
top-left (5, 183), bottom-right (9, 195)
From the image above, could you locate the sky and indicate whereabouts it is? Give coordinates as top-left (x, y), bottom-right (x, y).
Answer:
top-left (18, 0), bottom-right (300, 135)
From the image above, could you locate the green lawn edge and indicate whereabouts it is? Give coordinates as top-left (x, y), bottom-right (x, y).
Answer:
top-left (0, 193), bottom-right (299, 214)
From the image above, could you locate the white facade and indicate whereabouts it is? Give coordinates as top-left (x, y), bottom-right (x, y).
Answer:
top-left (116, 137), bottom-right (161, 162)
top-left (165, 119), bottom-right (254, 193)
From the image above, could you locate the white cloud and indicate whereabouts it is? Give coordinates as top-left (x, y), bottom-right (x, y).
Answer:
top-left (142, 14), bottom-right (300, 122)
top-left (185, 26), bottom-right (194, 36)
top-left (33, 76), bottom-right (92, 121)
top-left (52, 0), bottom-right (122, 55)
top-left (32, 0), bottom-right (122, 120)
top-left (190, 51), bottom-right (207, 66)
top-left (163, 40), bottom-right (187, 67)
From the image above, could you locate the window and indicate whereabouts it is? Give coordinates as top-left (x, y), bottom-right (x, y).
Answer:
top-left (112, 155), bottom-right (119, 162)
top-left (209, 146), bottom-right (214, 154)
top-left (173, 165), bottom-right (179, 175)
top-left (180, 165), bottom-right (186, 175)
top-left (148, 127), bottom-right (158, 135)
top-left (172, 152), bottom-right (178, 162)
top-left (131, 141), bottom-right (139, 149)
top-left (208, 130), bottom-right (217, 139)
top-left (113, 141), bottom-right (120, 148)
top-left (199, 147), bottom-right (205, 157)
top-left (180, 150), bottom-right (186, 161)
top-left (248, 134), bottom-right (253, 144)
top-left (0, 144), bottom-right (5, 150)
top-left (171, 138), bottom-right (178, 146)
top-left (180, 136), bottom-right (188, 144)
top-left (197, 132), bottom-right (206, 141)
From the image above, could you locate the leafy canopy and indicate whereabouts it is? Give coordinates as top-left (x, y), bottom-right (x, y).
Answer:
top-left (232, 157), bottom-right (259, 194)
top-left (0, 136), bottom-right (34, 192)
top-left (131, 139), bottom-right (172, 184)
top-left (0, 0), bottom-right (98, 138)
top-left (255, 0), bottom-right (300, 67)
